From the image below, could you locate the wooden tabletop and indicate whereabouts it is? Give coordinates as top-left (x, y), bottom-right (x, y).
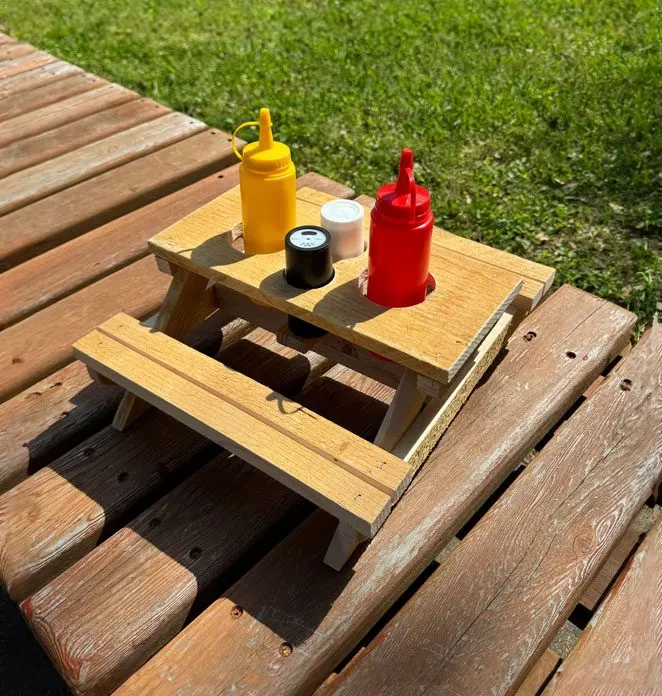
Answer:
top-left (1, 33), bottom-right (661, 696)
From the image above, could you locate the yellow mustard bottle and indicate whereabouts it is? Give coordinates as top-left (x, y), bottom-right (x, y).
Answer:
top-left (232, 108), bottom-right (296, 254)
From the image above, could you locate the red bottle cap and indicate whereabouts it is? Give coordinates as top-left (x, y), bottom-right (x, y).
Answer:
top-left (374, 148), bottom-right (430, 222)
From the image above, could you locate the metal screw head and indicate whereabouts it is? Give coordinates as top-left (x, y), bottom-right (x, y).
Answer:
top-left (231, 605), bottom-right (243, 619)
top-left (620, 379), bottom-right (632, 391)
top-left (279, 642), bottom-right (293, 657)
top-left (523, 331), bottom-right (537, 342)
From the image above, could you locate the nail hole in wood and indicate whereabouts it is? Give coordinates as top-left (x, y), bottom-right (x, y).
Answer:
top-left (117, 471), bottom-right (129, 482)
top-left (11, 357), bottom-right (22, 364)
top-left (523, 331), bottom-right (537, 342)
top-left (231, 605), bottom-right (243, 619)
top-left (189, 547), bottom-right (202, 560)
top-left (565, 351), bottom-right (577, 359)
top-left (620, 379), bottom-right (632, 391)
top-left (83, 447), bottom-right (95, 457)
top-left (148, 517), bottom-right (161, 529)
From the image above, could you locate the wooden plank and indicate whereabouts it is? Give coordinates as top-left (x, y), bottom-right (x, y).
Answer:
top-left (0, 51), bottom-right (57, 80)
top-left (0, 111), bottom-right (206, 214)
top-left (96, 313), bottom-right (410, 497)
top-left (0, 82), bottom-right (137, 148)
top-left (0, 61), bottom-right (81, 99)
top-left (0, 164), bottom-right (240, 329)
top-left (75, 326), bottom-right (394, 536)
top-left (0, 256), bottom-right (171, 403)
top-left (22, 454), bottom-right (309, 695)
top-left (544, 515), bottom-right (662, 696)
top-left (151, 186), bottom-right (524, 384)
top-left (0, 129), bottom-right (237, 270)
top-left (0, 327), bottom-right (322, 603)
top-left (515, 650), bottom-right (561, 696)
top-left (580, 504), bottom-right (661, 610)
top-left (326, 321), bottom-right (661, 696)
top-left (115, 286), bottom-right (635, 696)
top-left (0, 72), bottom-right (103, 122)
top-left (0, 97), bottom-right (169, 178)
top-left (354, 194), bottom-right (555, 314)
top-left (0, 42), bottom-right (37, 62)
top-left (0, 309), bottom-right (243, 494)
top-left (0, 32), bottom-right (17, 45)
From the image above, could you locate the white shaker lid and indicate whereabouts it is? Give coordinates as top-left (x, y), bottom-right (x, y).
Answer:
top-left (320, 199), bottom-right (365, 260)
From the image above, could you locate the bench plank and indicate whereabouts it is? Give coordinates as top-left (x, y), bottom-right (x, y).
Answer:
top-left (0, 130), bottom-right (236, 270)
top-left (327, 321), bottom-right (661, 696)
top-left (0, 82), bottom-right (137, 148)
top-left (544, 514), bottom-right (662, 695)
top-left (116, 287), bottom-right (634, 696)
top-left (0, 97), bottom-right (170, 179)
top-left (75, 322), bottom-right (394, 535)
top-left (0, 256), bottom-right (171, 402)
top-left (0, 111), bottom-right (207, 214)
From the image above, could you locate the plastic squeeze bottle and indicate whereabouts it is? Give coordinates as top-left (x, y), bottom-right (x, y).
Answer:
top-left (232, 108), bottom-right (296, 254)
top-left (367, 148), bottom-right (434, 307)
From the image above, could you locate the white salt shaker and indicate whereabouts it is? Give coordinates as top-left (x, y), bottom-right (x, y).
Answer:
top-left (320, 199), bottom-right (365, 261)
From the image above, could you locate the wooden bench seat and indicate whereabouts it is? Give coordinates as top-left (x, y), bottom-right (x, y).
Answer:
top-left (74, 313), bottom-right (410, 538)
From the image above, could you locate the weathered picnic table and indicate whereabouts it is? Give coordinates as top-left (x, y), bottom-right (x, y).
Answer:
top-left (1, 34), bottom-right (660, 696)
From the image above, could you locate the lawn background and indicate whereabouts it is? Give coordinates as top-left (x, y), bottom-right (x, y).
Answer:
top-left (1, 0), bottom-right (659, 331)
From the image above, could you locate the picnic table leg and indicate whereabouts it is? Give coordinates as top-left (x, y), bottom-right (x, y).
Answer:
top-left (373, 369), bottom-right (427, 451)
top-left (112, 265), bottom-right (211, 431)
top-left (324, 370), bottom-right (428, 570)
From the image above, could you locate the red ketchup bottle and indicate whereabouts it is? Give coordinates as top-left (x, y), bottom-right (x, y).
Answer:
top-left (367, 148), bottom-right (434, 307)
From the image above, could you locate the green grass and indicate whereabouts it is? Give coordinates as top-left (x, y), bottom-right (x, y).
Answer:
top-left (2, 0), bottom-right (660, 331)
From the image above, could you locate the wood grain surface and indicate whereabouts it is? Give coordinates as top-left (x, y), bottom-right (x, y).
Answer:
top-left (151, 186), bottom-right (524, 383)
top-left (0, 111), bottom-right (207, 214)
top-left (0, 71), bottom-right (100, 121)
top-left (0, 83), bottom-right (137, 148)
top-left (544, 514), bottom-right (662, 695)
top-left (0, 61), bottom-right (81, 100)
top-left (0, 51), bottom-right (57, 80)
top-left (327, 321), bottom-right (660, 696)
top-left (0, 309), bottom-right (239, 494)
top-left (580, 504), bottom-right (661, 611)
top-left (116, 286), bottom-right (634, 696)
top-left (0, 164), bottom-right (240, 329)
top-left (0, 42), bottom-right (37, 62)
top-left (76, 315), bottom-right (400, 535)
top-left (0, 256), bottom-right (171, 402)
top-left (0, 130), bottom-right (236, 270)
top-left (0, 97), bottom-right (170, 179)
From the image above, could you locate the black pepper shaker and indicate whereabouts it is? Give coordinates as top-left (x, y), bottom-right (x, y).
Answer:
top-left (284, 226), bottom-right (334, 338)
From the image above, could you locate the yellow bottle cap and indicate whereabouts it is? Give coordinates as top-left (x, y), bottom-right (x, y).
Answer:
top-left (232, 108), bottom-right (292, 173)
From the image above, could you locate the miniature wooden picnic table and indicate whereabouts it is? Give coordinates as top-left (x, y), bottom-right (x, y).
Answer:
top-left (1, 34), bottom-right (660, 696)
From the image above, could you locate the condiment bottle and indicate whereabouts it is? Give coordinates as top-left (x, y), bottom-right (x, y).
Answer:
top-left (232, 108), bottom-right (296, 254)
top-left (367, 148), bottom-right (434, 307)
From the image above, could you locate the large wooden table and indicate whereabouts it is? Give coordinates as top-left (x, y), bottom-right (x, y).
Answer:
top-left (1, 32), bottom-right (661, 696)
